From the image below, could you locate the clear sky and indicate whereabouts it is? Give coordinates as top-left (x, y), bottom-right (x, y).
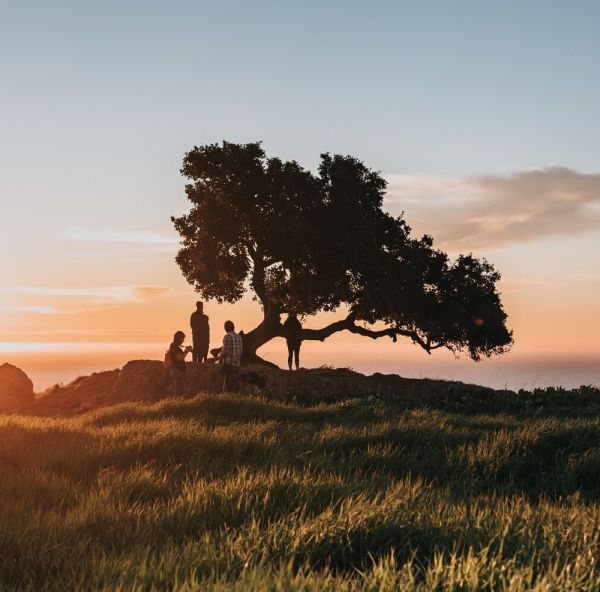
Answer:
top-left (1, 1), bottom-right (599, 367)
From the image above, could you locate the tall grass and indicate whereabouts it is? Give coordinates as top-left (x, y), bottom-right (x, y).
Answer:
top-left (0, 393), bottom-right (599, 590)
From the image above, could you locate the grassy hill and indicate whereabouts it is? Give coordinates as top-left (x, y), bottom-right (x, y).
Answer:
top-left (1, 386), bottom-right (600, 590)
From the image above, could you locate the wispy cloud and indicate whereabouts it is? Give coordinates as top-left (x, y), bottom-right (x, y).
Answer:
top-left (385, 166), bottom-right (600, 251)
top-left (0, 305), bottom-right (77, 315)
top-left (63, 227), bottom-right (179, 245)
top-left (0, 285), bottom-right (172, 303)
top-left (5, 328), bottom-right (172, 337)
top-left (385, 174), bottom-right (480, 205)
top-left (498, 278), bottom-right (554, 294)
top-left (0, 342), bottom-right (165, 354)
top-left (64, 244), bottom-right (176, 258)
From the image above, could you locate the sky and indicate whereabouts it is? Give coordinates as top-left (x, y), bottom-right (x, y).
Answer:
top-left (1, 0), bottom-right (599, 375)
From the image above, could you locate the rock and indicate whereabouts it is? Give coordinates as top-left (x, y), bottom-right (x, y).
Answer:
top-left (0, 363), bottom-right (34, 410)
top-left (109, 360), bottom-right (170, 403)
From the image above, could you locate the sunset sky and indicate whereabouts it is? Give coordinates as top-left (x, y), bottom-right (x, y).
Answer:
top-left (1, 1), bottom-right (599, 382)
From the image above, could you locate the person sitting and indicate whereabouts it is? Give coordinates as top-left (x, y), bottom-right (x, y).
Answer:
top-left (218, 320), bottom-right (243, 392)
top-left (190, 301), bottom-right (210, 363)
top-left (283, 313), bottom-right (302, 370)
top-left (169, 331), bottom-right (193, 397)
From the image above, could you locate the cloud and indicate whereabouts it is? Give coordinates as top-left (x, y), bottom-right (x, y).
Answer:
top-left (385, 174), bottom-right (480, 205)
top-left (497, 278), bottom-right (554, 294)
top-left (384, 166), bottom-right (600, 251)
top-left (133, 286), bottom-right (173, 299)
top-left (0, 342), bottom-right (164, 354)
top-left (64, 245), bottom-right (176, 258)
top-left (61, 228), bottom-right (178, 258)
top-left (0, 285), bottom-right (172, 304)
top-left (63, 227), bottom-right (179, 245)
top-left (0, 305), bottom-right (76, 315)
top-left (5, 328), bottom-right (171, 337)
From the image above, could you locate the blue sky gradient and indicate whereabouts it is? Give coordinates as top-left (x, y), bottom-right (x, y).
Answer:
top-left (1, 1), bottom-right (599, 361)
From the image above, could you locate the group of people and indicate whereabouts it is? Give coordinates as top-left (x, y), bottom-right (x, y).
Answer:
top-left (168, 301), bottom-right (303, 396)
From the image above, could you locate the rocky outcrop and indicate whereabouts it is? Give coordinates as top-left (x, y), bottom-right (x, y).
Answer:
top-left (109, 360), bottom-right (170, 403)
top-left (0, 363), bottom-right (35, 410)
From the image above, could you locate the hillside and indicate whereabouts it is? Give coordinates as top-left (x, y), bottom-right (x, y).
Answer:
top-left (0, 373), bottom-right (600, 590)
top-left (27, 361), bottom-right (510, 414)
top-left (5, 360), bottom-right (599, 418)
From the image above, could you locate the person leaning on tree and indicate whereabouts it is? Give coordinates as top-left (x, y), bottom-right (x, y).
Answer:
top-left (218, 320), bottom-right (243, 392)
top-left (190, 301), bottom-right (210, 363)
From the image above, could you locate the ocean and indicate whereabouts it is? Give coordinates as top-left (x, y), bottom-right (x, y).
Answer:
top-left (2, 341), bottom-right (598, 393)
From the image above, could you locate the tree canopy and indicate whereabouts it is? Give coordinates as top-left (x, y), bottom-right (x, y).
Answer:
top-left (173, 141), bottom-right (512, 364)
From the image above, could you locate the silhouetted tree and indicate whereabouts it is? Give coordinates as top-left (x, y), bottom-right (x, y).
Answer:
top-left (173, 141), bottom-right (512, 365)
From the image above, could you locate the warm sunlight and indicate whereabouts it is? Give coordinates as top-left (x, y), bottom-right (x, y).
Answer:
top-left (1, 2), bottom-right (600, 589)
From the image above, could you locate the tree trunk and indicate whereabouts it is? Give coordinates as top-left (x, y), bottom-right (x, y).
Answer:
top-left (240, 311), bottom-right (282, 365)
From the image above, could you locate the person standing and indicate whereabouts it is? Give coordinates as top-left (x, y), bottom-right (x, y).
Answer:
top-left (283, 313), bottom-right (302, 370)
top-left (218, 320), bottom-right (243, 392)
top-left (168, 331), bottom-right (193, 397)
top-left (190, 301), bottom-right (210, 363)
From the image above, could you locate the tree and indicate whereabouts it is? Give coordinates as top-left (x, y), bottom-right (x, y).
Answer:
top-left (173, 141), bottom-right (512, 365)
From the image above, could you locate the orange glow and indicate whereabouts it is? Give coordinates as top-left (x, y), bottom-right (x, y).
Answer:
top-left (2, 275), bottom-right (599, 357)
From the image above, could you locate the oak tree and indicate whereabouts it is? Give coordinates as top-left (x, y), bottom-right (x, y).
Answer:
top-left (173, 142), bottom-right (512, 365)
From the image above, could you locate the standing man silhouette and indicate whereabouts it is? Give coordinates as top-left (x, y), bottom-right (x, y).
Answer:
top-left (190, 301), bottom-right (210, 363)
top-left (283, 313), bottom-right (302, 370)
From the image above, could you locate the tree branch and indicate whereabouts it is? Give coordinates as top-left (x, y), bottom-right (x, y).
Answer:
top-left (428, 343), bottom-right (446, 350)
top-left (290, 316), bottom-right (354, 342)
top-left (289, 314), bottom-right (435, 354)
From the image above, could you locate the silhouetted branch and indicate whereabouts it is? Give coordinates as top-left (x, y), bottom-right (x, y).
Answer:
top-left (295, 314), bottom-right (434, 354)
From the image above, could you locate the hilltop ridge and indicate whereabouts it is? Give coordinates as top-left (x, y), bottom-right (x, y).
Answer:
top-left (0, 360), bottom-right (596, 417)
top-left (0, 360), bottom-right (513, 415)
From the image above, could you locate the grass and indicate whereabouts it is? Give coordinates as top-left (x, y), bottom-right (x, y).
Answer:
top-left (0, 389), bottom-right (599, 590)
